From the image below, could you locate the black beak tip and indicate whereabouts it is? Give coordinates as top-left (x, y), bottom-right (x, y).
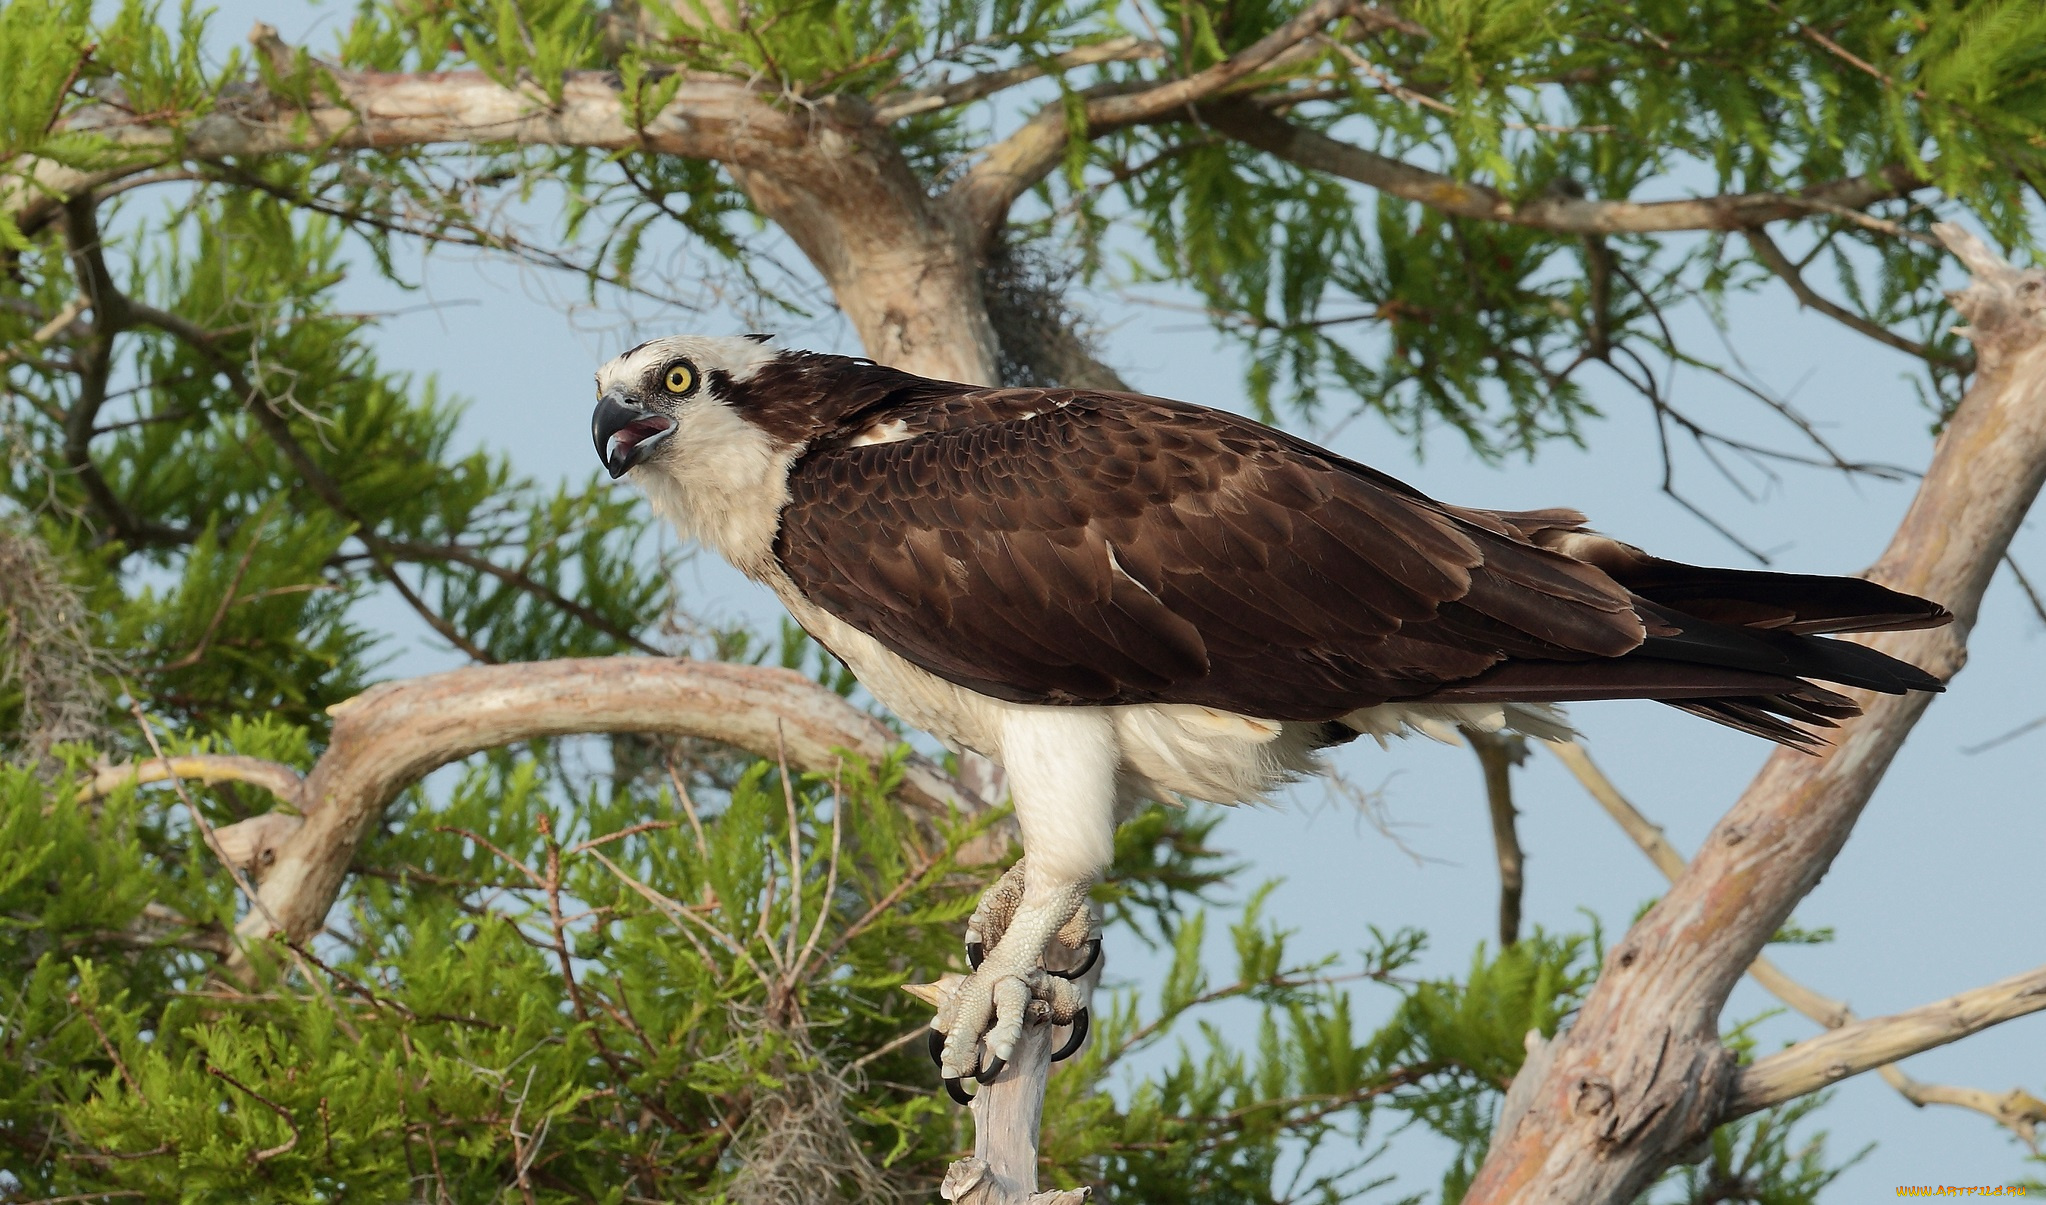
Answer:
top-left (593, 391), bottom-right (661, 480)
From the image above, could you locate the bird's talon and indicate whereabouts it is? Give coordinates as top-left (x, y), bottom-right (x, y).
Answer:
top-left (977, 1053), bottom-right (1005, 1081)
top-left (965, 938), bottom-right (985, 970)
top-left (1051, 1007), bottom-right (1090, 1063)
top-left (1048, 937), bottom-right (1101, 980)
top-left (944, 1076), bottom-right (975, 1105)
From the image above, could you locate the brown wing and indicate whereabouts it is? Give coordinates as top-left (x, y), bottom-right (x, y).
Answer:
top-left (773, 390), bottom-right (1644, 721)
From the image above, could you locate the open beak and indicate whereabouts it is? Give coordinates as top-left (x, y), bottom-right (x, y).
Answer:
top-left (592, 391), bottom-right (676, 479)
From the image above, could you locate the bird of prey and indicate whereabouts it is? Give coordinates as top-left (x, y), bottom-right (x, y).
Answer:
top-left (591, 335), bottom-right (1949, 1102)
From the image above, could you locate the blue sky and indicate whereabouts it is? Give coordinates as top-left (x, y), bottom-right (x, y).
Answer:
top-left (168, 1), bottom-right (2046, 1193)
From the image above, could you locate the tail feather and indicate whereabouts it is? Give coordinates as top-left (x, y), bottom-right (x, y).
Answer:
top-left (1412, 522), bottom-right (1952, 750)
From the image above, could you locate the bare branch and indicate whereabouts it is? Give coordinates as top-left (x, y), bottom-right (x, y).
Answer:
top-left (1547, 738), bottom-right (2045, 1149)
top-left (1732, 965), bottom-right (2046, 1116)
top-left (1467, 224), bottom-right (2046, 1202)
top-left (1462, 727), bottom-right (1525, 949)
top-left (227, 658), bottom-right (985, 965)
top-left (6, 59), bottom-right (806, 237)
top-left (1743, 227), bottom-right (1949, 363)
top-left (1084, 0), bottom-right (1362, 126)
top-left (79, 754), bottom-right (306, 808)
top-left (874, 37), bottom-right (1166, 123)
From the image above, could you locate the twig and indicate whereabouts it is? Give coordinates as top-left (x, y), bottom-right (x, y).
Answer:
top-left (129, 704), bottom-right (283, 935)
top-left (874, 37), bottom-right (1167, 122)
top-left (1461, 728), bottom-right (1526, 949)
top-left (2003, 553), bottom-right (2046, 628)
top-left (1744, 227), bottom-right (1946, 363)
top-left (205, 1062), bottom-right (301, 1162)
top-left (68, 991), bottom-right (146, 1103)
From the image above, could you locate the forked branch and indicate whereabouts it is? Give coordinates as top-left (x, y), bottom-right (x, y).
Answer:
top-left (1548, 739), bottom-right (2046, 1149)
top-left (1466, 224), bottom-right (2046, 1203)
top-left (164, 658), bottom-right (988, 969)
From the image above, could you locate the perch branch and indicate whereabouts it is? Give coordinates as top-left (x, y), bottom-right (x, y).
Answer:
top-left (1467, 224), bottom-right (2046, 1203)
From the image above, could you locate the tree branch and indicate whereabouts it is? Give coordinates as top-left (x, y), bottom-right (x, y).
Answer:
top-left (873, 37), bottom-right (1166, 124)
top-left (1467, 223), bottom-right (2046, 1203)
top-left (123, 299), bottom-right (507, 662)
top-left (1462, 727), bottom-right (1525, 949)
top-left (949, 0), bottom-right (1375, 242)
top-left (1743, 227), bottom-right (1949, 364)
top-left (1547, 738), bottom-right (2046, 1150)
top-left (1731, 965), bottom-right (2046, 1116)
top-left (225, 657), bottom-right (985, 967)
top-left (14, 67), bottom-right (804, 217)
top-left (1199, 101), bottom-right (1927, 235)
top-left (79, 754), bottom-right (306, 808)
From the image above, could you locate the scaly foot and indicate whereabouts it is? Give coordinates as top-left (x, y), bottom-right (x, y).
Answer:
top-left (963, 858), bottom-right (1102, 978)
top-left (929, 862), bottom-right (1101, 1102)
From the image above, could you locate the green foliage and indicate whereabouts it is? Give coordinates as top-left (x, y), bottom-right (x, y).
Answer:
top-left (1649, 1094), bottom-right (1866, 1205)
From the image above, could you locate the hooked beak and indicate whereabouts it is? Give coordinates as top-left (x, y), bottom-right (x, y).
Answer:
top-left (592, 391), bottom-right (676, 479)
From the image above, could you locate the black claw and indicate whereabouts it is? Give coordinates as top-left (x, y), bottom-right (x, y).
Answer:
top-left (944, 1076), bottom-right (975, 1105)
top-left (965, 938), bottom-right (985, 970)
top-left (1048, 937), bottom-right (1101, 980)
top-left (1051, 1007), bottom-right (1090, 1062)
top-left (927, 1028), bottom-right (946, 1070)
top-left (976, 1053), bottom-right (1005, 1082)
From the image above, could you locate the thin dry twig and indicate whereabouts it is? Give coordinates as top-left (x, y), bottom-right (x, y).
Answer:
top-left (1461, 728), bottom-right (1526, 949)
top-left (205, 1062), bottom-right (301, 1162)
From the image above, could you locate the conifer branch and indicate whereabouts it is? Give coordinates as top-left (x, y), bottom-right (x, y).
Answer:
top-left (1199, 101), bottom-right (1927, 236)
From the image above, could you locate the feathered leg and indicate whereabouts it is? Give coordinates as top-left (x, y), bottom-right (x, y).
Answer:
top-left (931, 710), bottom-right (1116, 1086)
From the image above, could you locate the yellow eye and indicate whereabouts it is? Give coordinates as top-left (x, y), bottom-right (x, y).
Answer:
top-left (664, 363), bottom-right (695, 395)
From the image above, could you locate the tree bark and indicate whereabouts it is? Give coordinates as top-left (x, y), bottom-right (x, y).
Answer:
top-left (1465, 225), bottom-right (2046, 1202)
top-left (205, 658), bottom-right (983, 967)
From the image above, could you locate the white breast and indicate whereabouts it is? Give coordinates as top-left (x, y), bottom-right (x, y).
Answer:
top-left (633, 399), bottom-right (796, 577)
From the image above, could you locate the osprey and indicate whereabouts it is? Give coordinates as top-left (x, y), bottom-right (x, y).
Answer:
top-left (592, 335), bottom-right (1949, 1101)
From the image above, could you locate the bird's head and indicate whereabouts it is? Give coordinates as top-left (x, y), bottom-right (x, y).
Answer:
top-left (591, 333), bottom-right (781, 479)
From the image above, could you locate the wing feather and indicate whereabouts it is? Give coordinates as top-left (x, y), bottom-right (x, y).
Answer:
top-left (775, 390), bottom-right (1644, 718)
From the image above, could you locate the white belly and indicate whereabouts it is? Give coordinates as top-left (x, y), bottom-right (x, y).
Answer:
top-left (766, 579), bottom-right (1333, 807)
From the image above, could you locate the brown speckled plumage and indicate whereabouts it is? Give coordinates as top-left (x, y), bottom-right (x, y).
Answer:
top-left (757, 356), bottom-right (1952, 742)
